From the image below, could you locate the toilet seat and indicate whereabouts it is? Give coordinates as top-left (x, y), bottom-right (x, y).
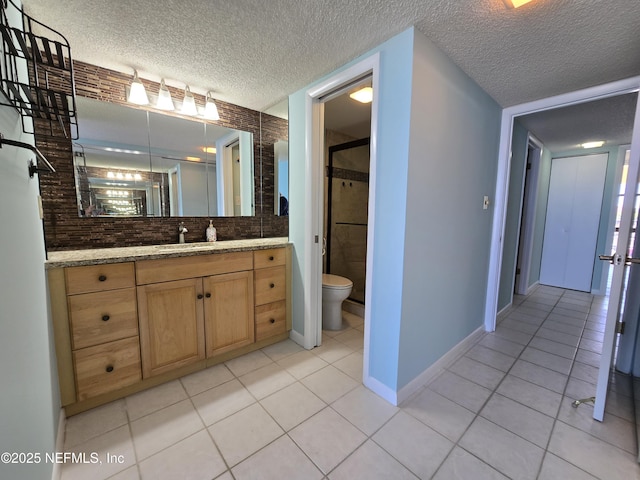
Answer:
top-left (322, 273), bottom-right (353, 289)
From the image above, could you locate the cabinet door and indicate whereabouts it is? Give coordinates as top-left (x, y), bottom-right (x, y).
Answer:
top-left (204, 271), bottom-right (254, 357)
top-left (137, 279), bottom-right (205, 377)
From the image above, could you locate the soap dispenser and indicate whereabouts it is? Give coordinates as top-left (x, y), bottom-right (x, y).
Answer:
top-left (206, 220), bottom-right (217, 242)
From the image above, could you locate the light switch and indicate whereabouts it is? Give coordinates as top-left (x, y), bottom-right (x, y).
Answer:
top-left (483, 195), bottom-right (490, 210)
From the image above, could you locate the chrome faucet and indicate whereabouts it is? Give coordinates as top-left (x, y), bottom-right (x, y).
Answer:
top-left (178, 222), bottom-right (188, 243)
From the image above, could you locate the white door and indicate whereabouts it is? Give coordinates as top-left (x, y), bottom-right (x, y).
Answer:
top-left (594, 139), bottom-right (640, 420)
top-left (539, 154), bottom-right (608, 292)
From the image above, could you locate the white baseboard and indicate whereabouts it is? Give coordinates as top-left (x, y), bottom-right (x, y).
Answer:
top-left (525, 281), bottom-right (539, 295)
top-left (363, 375), bottom-right (398, 406)
top-left (395, 326), bottom-right (486, 405)
top-left (51, 407), bottom-right (65, 480)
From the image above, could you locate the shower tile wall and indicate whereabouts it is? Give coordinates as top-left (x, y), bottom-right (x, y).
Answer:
top-left (324, 131), bottom-right (370, 303)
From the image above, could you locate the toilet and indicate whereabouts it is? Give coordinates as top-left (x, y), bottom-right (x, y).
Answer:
top-left (322, 273), bottom-right (353, 330)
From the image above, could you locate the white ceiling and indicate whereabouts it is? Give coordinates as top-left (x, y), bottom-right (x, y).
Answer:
top-left (22, 0), bottom-right (640, 114)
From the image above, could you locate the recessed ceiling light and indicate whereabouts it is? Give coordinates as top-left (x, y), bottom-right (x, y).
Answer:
top-left (582, 141), bottom-right (605, 149)
top-left (349, 86), bottom-right (373, 104)
top-left (185, 156), bottom-right (201, 162)
top-left (202, 147), bottom-right (217, 154)
top-left (503, 0), bottom-right (534, 8)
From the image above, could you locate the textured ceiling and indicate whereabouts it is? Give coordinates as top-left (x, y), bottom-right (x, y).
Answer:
top-left (517, 93), bottom-right (638, 153)
top-left (21, 0), bottom-right (640, 114)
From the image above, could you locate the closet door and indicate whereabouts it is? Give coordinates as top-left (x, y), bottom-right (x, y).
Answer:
top-left (539, 154), bottom-right (608, 292)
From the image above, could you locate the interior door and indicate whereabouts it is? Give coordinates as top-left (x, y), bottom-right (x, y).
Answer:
top-left (539, 154), bottom-right (608, 292)
top-left (594, 112), bottom-right (640, 421)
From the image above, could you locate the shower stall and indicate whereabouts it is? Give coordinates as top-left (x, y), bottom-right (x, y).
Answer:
top-left (326, 138), bottom-right (370, 304)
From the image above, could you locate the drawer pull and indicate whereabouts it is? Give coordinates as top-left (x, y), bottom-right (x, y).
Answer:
top-left (102, 315), bottom-right (110, 322)
top-left (270, 283), bottom-right (275, 288)
top-left (98, 275), bottom-right (107, 282)
top-left (269, 318), bottom-right (275, 324)
top-left (105, 365), bottom-right (114, 373)
top-left (197, 294), bottom-right (204, 300)
top-left (269, 256), bottom-right (274, 261)
top-left (205, 293), bottom-right (211, 298)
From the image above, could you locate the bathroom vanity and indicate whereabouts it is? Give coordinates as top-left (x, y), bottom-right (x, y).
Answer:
top-left (46, 238), bottom-right (291, 415)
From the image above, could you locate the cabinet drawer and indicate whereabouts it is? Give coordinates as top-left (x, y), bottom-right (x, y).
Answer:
top-left (136, 251), bottom-right (253, 285)
top-left (254, 266), bottom-right (286, 306)
top-left (68, 288), bottom-right (138, 350)
top-left (254, 248), bottom-right (286, 269)
top-left (73, 336), bottom-right (141, 401)
top-left (66, 263), bottom-right (135, 295)
top-left (255, 301), bottom-right (286, 341)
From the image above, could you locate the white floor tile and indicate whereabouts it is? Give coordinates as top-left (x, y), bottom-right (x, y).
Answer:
top-left (478, 334), bottom-right (525, 357)
top-left (464, 344), bottom-right (516, 372)
top-left (125, 380), bottom-right (187, 421)
top-left (289, 407), bottom-right (366, 474)
top-left (373, 411), bottom-right (453, 479)
top-left (238, 362), bottom-right (296, 399)
top-left (311, 337), bottom-right (354, 363)
top-left (492, 326), bottom-right (533, 346)
top-left (260, 382), bottom-right (326, 431)
top-left (138, 430), bottom-right (226, 480)
top-left (480, 393), bottom-right (554, 448)
top-left (180, 364), bottom-right (234, 397)
top-left (191, 378), bottom-right (255, 426)
top-left (333, 351), bottom-right (363, 381)
top-left (208, 403), bottom-right (283, 467)
top-left (432, 447), bottom-right (509, 480)
top-left (331, 385), bottom-right (398, 435)
top-left (106, 466), bottom-right (140, 480)
top-left (402, 387), bottom-right (475, 442)
top-left (224, 349), bottom-right (273, 377)
top-left (429, 371), bottom-right (492, 413)
top-left (496, 374), bottom-right (562, 418)
top-left (459, 417), bottom-right (544, 480)
top-left (548, 422), bottom-right (640, 480)
top-left (538, 453), bottom-right (597, 480)
top-left (261, 339), bottom-right (305, 362)
top-left (61, 425), bottom-right (136, 480)
top-left (328, 440), bottom-right (418, 480)
top-left (301, 365), bottom-right (359, 404)
top-left (130, 399), bottom-right (204, 461)
top-left (448, 356), bottom-right (505, 390)
top-left (232, 436), bottom-right (323, 480)
top-left (520, 347), bottom-right (573, 375)
top-left (276, 350), bottom-right (329, 380)
top-left (64, 399), bottom-right (128, 449)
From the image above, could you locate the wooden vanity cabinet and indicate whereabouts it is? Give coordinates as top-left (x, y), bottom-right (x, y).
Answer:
top-left (64, 262), bottom-right (142, 401)
top-left (254, 249), bottom-right (287, 340)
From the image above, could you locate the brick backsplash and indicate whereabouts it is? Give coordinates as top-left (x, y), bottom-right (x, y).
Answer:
top-left (37, 60), bottom-right (288, 251)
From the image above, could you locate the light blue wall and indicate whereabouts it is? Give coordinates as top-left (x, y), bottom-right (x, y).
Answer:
top-left (289, 29), bottom-right (415, 388)
top-left (0, 7), bottom-right (60, 480)
top-left (497, 120), bottom-right (529, 311)
top-left (397, 30), bottom-right (501, 389)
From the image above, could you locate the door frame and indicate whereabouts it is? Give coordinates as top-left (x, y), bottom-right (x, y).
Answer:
top-left (302, 54), bottom-right (380, 378)
top-left (514, 134), bottom-right (543, 296)
top-left (484, 76), bottom-right (640, 332)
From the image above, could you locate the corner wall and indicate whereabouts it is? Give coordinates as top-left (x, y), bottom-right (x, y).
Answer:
top-left (397, 30), bottom-right (501, 389)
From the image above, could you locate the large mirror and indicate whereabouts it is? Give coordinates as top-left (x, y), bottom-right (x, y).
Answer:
top-left (73, 97), bottom-right (255, 217)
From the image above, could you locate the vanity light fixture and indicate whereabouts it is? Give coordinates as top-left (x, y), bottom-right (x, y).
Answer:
top-left (156, 79), bottom-right (175, 111)
top-left (204, 92), bottom-right (220, 120)
top-left (202, 146), bottom-right (217, 154)
top-left (127, 70), bottom-right (149, 105)
top-left (503, 0), bottom-right (534, 8)
top-left (582, 141), bottom-right (605, 149)
top-left (349, 86), bottom-right (373, 104)
top-left (181, 86), bottom-right (198, 116)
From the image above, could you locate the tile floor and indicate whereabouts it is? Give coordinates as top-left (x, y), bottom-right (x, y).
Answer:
top-left (60, 287), bottom-right (640, 480)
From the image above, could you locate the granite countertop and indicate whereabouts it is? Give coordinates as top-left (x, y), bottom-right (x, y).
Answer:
top-left (45, 237), bottom-right (290, 268)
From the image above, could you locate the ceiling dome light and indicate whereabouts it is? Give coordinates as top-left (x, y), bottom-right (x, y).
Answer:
top-left (181, 85), bottom-right (198, 116)
top-left (582, 141), bottom-right (605, 149)
top-left (204, 91), bottom-right (220, 120)
top-left (127, 70), bottom-right (149, 105)
top-left (503, 0), bottom-right (534, 8)
top-left (349, 86), bottom-right (373, 104)
top-left (156, 79), bottom-right (174, 111)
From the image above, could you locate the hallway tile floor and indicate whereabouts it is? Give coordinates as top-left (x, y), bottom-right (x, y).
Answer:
top-left (60, 288), bottom-right (640, 479)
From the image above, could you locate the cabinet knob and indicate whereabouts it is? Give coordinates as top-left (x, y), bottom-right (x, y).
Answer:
top-left (270, 283), bottom-right (275, 288)
top-left (205, 293), bottom-right (211, 298)
top-left (105, 365), bottom-right (114, 373)
top-left (197, 294), bottom-right (204, 300)
top-left (269, 256), bottom-right (274, 261)
top-left (98, 275), bottom-right (107, 282)
top-left (269, 318), bottom-right (275, 324)
top-left (102, 315), bottom-right (110, 322)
